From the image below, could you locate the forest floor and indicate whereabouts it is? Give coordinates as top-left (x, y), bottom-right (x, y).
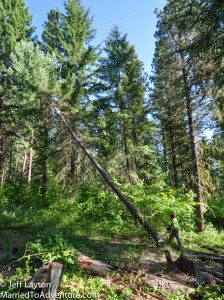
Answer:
top-left (1, 227), bottom-right (223, 299)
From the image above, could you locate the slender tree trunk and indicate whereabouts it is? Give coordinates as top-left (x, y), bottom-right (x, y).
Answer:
top-left (170, 135), bottom-right (178, 189)
top-left (162, 129), bottom-right (168, 173)
top-left (166, 104), bottom-right (178, 188)
top-left (28, 132), bottom-right (34, 183)
top-left (22, 150), bottom-right (27, 175)
top-left (181, 58), bottom-right (204, 232)
top-left (41, 124), bottom-right (48, 205)
top-left (8, 143), bottom-right (13, 180)
top-left (53, 103), bottom-right (173, 264)
top-left (70, 156), bottom-right (75, 180)
top-left (168, 120), bottom-right (178, 189)
top-left (0, 164), bottom-right (4, 188)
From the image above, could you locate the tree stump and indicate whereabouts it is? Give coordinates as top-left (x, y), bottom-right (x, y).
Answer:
top-left (29, 262), bottom-right (64, 300)
top-left (175, 255), bottom-right (201, 277)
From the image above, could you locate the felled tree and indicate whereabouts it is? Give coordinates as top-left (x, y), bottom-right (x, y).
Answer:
top-left (9, 41), bottom-right (172, 263)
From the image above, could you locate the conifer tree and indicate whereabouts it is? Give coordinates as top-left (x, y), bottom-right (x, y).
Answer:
top-left (94, 26), bottom-right (158, 183)
top-left (152, 0), bottom-right (216, 231)
top-left (0, 0), bottom-right (34, 185)
top-left (42, 0), bottom-right (97, 186)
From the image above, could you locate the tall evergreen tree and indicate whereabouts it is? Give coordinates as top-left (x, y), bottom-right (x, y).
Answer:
top-left (93, 26), bottom-right (159, 184)
top-left (9, 41), bottom-right (61, 204)
top-left (0, 0), bottom-right (34, 185)
top-left (152, 0), bottom-right (216, 231)
top-left (42, 0), bottom-right (97, 186)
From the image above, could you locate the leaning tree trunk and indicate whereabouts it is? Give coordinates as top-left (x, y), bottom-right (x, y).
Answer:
top-left (52, 103), bottom-right (173, 264)
top-left (181, 56), bottom-right (204, 232)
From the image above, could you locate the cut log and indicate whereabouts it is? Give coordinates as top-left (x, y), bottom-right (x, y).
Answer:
top-left (197, 271), bottom-right (213, 285)
top-left (175, 255), bottom-right (201, 277)
top-left (200, 266), bottom-right (223, 279)
top-left (142, 275), bottom-right (193, 293)
top-left (201, 245), bottom-right (223, 254)
top-left (196, 255), bottom-right (224, 263)
top-left (77, 254), bottom-right (116, 276)
top-left (189, 249), bottom-right (224, 259)
top-left (213, 277), bottom-right (223, 284)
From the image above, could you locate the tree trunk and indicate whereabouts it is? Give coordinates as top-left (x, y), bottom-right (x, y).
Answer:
top-left (8, 143), bottom-right (13, 180)
top-left (167, 110), bottom-right (178, 189)
top-left (41, 125), bottom-right (48, 205)
top-left (181, 57), bottom-right (204, 232)
top-left (161, 129), bottom-right (168, 173)
top-left (52, 103), bottom-right (173, 263)
top-left (22, 150), bottom-right (27, 175)
top-left (28, 132), bottom-right (34, 183)
top-left (70, 156), bottom-right (75, 180)
top-left (0, 163), bottom-right (5, 188)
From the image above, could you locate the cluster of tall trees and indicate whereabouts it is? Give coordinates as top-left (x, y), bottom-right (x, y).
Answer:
top-left (151, 0), bottom-right (224, 231)
top-left (0, 0), bottom-right (156, 200)
top-left (0, 0), bottom-right (223, 231)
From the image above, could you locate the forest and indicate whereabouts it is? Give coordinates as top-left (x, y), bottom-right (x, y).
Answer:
top-left (0, 0), bottom-right (223, 299)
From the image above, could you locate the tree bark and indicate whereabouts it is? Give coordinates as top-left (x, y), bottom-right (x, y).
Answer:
top-left (29, 262), bottom-right (64, 300)
top-left (8, 143), bottom-right (13, 180)
top-left (200, 266), bottom-right (223, 279)
top-left (161, 129), bottom-right (168, 173)
top-left (175, 255), bottom-right (201, 277)
top-left (167, 110), bottom-right (178, 189)
top-left (70, 156), bottom-right (75, 180)
top-left (196, 255), bottom-right (224, 263)
top-left (28, 132), bottom-right (34, 183)
top-left (77, 254), bottom-right (116, 276)
top-left (41, 124), bottom-right (48, 205)
top-left (188, 249), bottom-right (224, 258)
top-left (22, 150), bottom-right (27, 175)
top-left (52, 103), bottom-right (173, 263)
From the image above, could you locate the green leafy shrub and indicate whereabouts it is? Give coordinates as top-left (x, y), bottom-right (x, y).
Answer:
top-left (27, 229), bottom-right (78, 269)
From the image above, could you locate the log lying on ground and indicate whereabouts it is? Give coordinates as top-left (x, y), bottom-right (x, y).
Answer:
top-left (213, 277), bottom-right (224, 284)
top-left (201, 245), bottom-right (223, 254)
top-left (142, 275), bottom-right (194, 293)
top-left (200, 266), bottom-right (223, 279)
top-left (175, 255), bottom-right (201, 277)
top-left (196, 255), bottom-right (224, 263)
top-left (30, 254), bottom-right (116, 285)
top-left (189, 249), bottom-right (224, 259)
top-left (77, 254), bottom-right (116, 276)
top-left (52, 103), bottom-right (173, 264)
top-left (197, 271), bottom-right (213, 285)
